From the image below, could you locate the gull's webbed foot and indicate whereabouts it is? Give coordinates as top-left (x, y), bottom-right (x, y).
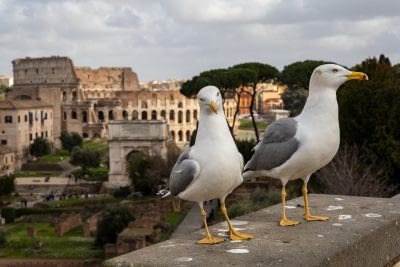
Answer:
top-left (305, 214), bottom-right (330, 222)
top-left (197, 235), bottom-right (225, 245)
top-left (230, 229), bottom-right (254, 240)
top-left (280, 217), bottom-right (301, 227)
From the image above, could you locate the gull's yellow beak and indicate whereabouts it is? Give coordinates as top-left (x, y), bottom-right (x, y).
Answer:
top-left (209, 101), bottom-right (218, 114)
top-left (345, 71), bottom-right (369, 81)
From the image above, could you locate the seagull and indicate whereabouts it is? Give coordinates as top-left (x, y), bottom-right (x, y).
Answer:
top-left (166, 85), bottom-right (254, 244)
top-left (243, 64), bottom-right (368, 226)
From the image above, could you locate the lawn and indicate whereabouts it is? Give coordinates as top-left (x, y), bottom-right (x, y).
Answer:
top-left (37, 149), bottom-right (70, 164)
top-left (0, 223), bottom-right (103, 259)
top-left (34, 195), bottom-right (118, 209)
top-left (82, 139), bottom-right (108, 157)
top-left (13, 171), bottom-right (62, 177)
top-left (238, 119), bottom-right (267, 131)
top-left (160, 211), bottom-right (187, 241)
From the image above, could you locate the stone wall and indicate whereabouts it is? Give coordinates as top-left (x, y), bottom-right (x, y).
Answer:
top-left (75, 67), bottom-right (140, 91)
top-left (83, 212), bottom-right (102, 237)
top-left (55, 212), bottom-right (82, 237)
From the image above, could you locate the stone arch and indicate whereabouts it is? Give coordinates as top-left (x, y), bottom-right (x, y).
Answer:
top-left (141, 111), bottom-right (148, 120)
top-left (82, 132), bottom-right (89, 138)
top-left (186, 110), bottom-right (191, 123)
top-left (151, 110), bottom-right (157, 120)
top-left (178, 102), bottom-right (183, 108)
top-left (123, 110), bottom-right (128, 120)
top-left (82, 111), bottom-right (88, 123)
top-left (178, 130), bottom-right (183, 141)
top-left (109, 110), bottom-right (114, 120)
top-left (161, 110), bottom-right (166, 119)
top-left (169, 110), bottom-right (175, 121)
top-left (132, 110), bottom-right (138, 120)
top-left (171, 130), bottom-right (176, 141)
top-left (141, 100), bottom-right (148, 109)
top-left (193, 110), bottom-right (198, 120)
top-left (63, 111), bottom-right (67, 120)
top-left (186, 130), bottom-right (191, 142)
top-left (178, 111), bottom-right (183, 123)
top-left (72, 91), bottom-right (78, 100)
top-left (71, 110), bottom-right (77, 119)
top-left (98, 111), bottom-right (104, 122)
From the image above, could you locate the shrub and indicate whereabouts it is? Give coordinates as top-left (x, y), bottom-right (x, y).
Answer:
top-left (0, 228), bottom-right (6, 247)
top-left (60, 131), bottom-right (83, 152)
top-left (95, 206), bottom-right (133, 246)
top-left (0, 175), bottom-right (15, 196)
top-left (1, 207), bottom-right (15, 223)
top-left (113, 186), bottom-right (131, 198)
top-left (29, 137), bottom-right (51, 158)
top-left (70, 147), bottom-right (101, 171)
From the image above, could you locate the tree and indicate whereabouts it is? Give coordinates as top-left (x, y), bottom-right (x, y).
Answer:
top-left (69, 147), bottom-right (101, 171)
top-left (338, 54), bottom-right (400, 187)
top-left (95, 206), bottom-right (133, 246)
top-left (128, 153), bottom-right (166, 195)
top-left (0, 174), bottom-right (15, 196)
top-left (231, 62), bottom-right (279, 142)
top-left (29, 137), bottom-right (51, 158)
top-left (280, 60), bottom-right (331, 116)
top-left (59, 131), bottom-right (82, 152)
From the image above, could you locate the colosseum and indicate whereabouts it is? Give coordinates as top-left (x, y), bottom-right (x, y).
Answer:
top-left (7, 56), bottom-right (237, 152)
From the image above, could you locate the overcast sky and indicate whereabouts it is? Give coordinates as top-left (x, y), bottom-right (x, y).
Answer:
top-left (1, 0), bottom-right (400, 82)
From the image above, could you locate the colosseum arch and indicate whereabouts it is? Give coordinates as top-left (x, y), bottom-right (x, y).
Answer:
top-left (186, 110), bottom-right (191, 123)
top-left (132, 110), bottom-right (138, 120)
top-left (169, 110), bottom-right (175, 121)
top-left (141, 111), bottom-right (148, 120)
top-left (122, 110), bottom-right (128, 120)
top-left (160, 110), bottom-right (166, 119)
top-left (178, 111), bottom-right (183, 123)
top-left (151, 110), bottom-right (157, 120)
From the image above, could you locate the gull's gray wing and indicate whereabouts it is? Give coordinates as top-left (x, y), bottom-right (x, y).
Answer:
top-left (244, 117), bottom-right (299, 172)
top-left (169, 147), bottom-right (200, 196)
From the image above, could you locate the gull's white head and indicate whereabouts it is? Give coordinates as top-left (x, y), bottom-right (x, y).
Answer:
top-left (310, 64), bottom-right (368, 91)
top-left (197, 86), bottom-right (223, 115)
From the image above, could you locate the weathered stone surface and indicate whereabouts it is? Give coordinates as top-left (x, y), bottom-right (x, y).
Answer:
top-left (104, 194), bottom-right (400, 267)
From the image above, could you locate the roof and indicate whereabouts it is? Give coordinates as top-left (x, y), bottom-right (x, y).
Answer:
top-left (0, 99), bottom-right (52, 109)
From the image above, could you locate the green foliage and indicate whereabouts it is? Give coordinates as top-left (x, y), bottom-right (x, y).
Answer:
top-left (280, 60), bottom-right (331, 116)
top-left (160, 212), bottom-right (187, 241)
top-left (95, 206), bottom-right (133, 246)
top-left (72, 166), bottom-right (108, 181)
top-left (0, 228), bottom-right (6, 247)
top-left (227, 187), bottom-right (281, 218)
top-left (128, 153), bottom-right (166, 195)
top-left (238, 119), bottom-right (267, 130)
top-left (69, 147), bottom-right (101, 171)
top-left (59, 131), bottom-right (83, 152)
top-left (0, 175), bottom-right (15, 196)
top-left (37, 149), bottom-right (69, 164)
top-left (34, 196), bottom-right (116, 209)
top-left (338, 54), bottom-right (400, 186)
top-left (113, 186), bottom-right (131, 198)
top-left (236, 138), bottom-right (257, 165)
top-left (29, 137), bottom-right (51, 158)
top-left (1, 207), bottom-right (15, 223)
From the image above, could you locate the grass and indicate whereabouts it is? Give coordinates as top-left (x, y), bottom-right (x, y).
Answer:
top-left (37, 150), bottom-right (70, 164)
top-left (239, 119), bottom-right (267, 131)
top-left (34, 195), bottom-right (117, 209)
top-left (0, 223), bottom-right (103, 259)
top-left (160, 211), bottom-right (187, 241)
top-left (82, 139), bottom-right (108, 157)
top-left (13, 171), bottom-right (62, 177)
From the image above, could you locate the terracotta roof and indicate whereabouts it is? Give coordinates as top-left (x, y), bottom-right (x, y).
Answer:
top-left (0, 100), bottom-right (52, 109)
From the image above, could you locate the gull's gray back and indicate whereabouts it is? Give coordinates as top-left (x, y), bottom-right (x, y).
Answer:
top-left (169, 147), bottom-right (200, 196)
top-left (244, 118), bottom-right (300, 172)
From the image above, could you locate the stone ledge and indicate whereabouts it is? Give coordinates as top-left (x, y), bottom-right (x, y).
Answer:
top-left (104, 194), bottom-right (400, 267)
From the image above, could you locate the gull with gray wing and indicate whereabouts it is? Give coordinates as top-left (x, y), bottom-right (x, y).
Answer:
top-left (243, 64), bottom-right (368, 226)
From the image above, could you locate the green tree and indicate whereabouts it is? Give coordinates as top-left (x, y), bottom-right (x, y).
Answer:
top-left (95, 206), bottom-right (133, 246)
top-left (59, 131), bottom-right (82, 152)
top-left (0, 174), bottom-right (15, 196)
top-left (280, 60), bottom-right (331, 116)
top-left (29, 137), bottom-right (51, 158)
top-left (338, 54), bottom-right (400, 187)
top-left (69, 147), bottom-right (101, 171)
top-left (232, 62), bottom-right (279, 142)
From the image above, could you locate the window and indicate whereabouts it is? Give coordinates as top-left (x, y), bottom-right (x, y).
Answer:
top-left (18, 115), bottom-right (21, 123)
top-left (178, 102), bottom-right (183, 108)
top-left (45, 131), bottom-right (48, 138)
top-left (98, 111), bottom-right (104, 122)
top-left (186, 110), bottom-right (191, 123)
top-left (171, 131), bottom-right (175, 141)
top-left (63, 112), bottom-right (67, 120)
top-left (193, 110), bottom-right (198, 120)
top-left (1, 140), bottom-right (7, 145)
top-left (108, 110), bottom-right (114, 120)
top-left (25, 114), bottom-right (28, 122)
top-left (122, 110), bottom-right (128, 120)
top-left (141, 101), bottom-right (148, 109)
top-left (29, 134), bottom-right (32, 141)
top-left (35, 133), bottom-right (38, 138)
top-left (186, 131), bottom-right (191, 142)
top-left (71, 110), bottom-right (77, 119)
top-left (161, 110), bottom-right (166, 119)
top-left (169, 110), bottom-right (175, 121)
top-left (5, 116), bottom-right (12, 123)
top-left (82, 111), bottom-right (88, 123)
top-left (36, 68), bottom-right (39, 74)
top-left (151, 110), bottom-right (157, 120)
top-left (132, 111), bottom-right (138, 120)
top-left (141, 111), bottom-right (148, 120)
top-left (178, 131), bottom-right (183, 141)
top-left (178, 111), bottom-right (183, 123)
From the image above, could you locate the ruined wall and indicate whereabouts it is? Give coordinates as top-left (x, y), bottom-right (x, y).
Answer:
top-left (75, 67), bottom-right (140, 91)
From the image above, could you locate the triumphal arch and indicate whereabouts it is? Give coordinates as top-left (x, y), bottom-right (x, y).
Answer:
top-left (104, 120), bottom-right (168, 189)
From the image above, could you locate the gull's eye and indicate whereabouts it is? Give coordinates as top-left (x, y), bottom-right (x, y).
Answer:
top-left (199, 97), bottom-right (205, 102)
top-left (332, 68), bottom-right (339, 73)
top-left (216, 92), bottom-right (220, 97)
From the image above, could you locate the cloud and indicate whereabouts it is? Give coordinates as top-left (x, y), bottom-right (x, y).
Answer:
top-left (0, 0), bottom-right (399, 81)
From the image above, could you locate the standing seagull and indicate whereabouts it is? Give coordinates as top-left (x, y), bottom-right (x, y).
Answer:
top-left (167, 86), bottom-right (254, 244)
top-left (243, 64), bottom-right (368, 226)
